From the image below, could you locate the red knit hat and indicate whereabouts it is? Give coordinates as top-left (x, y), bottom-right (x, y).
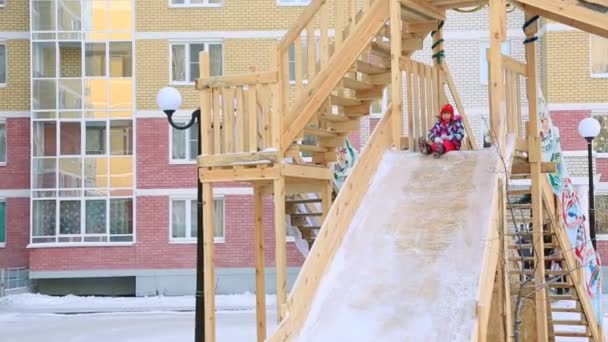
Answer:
top-left (439, 104), bottom-right (454, 119)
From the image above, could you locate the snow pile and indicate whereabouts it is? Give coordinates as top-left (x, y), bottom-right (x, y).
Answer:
top-left (296, 149), bottom-right (498, 341)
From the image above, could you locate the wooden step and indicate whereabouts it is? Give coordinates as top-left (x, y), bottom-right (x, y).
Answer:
top-left (508, 243), bottom-right (558, 249)
top-left (507, 189), bottom-right (532, 196)
top-left (286, 198), bottom-right (321, 205)
top-left (341, 77), bottom-right (374, 91)
top-left (319, 113), bottom-right (350, 122)
top-left (552, 331), bottom-right (591, 337)
top-left (370, 41), bottom-right (391, 56)
top-left (290, 212), bottom-right (323, 218)
top-left (552, 307), bottom-right (581, 313)
top-left (330, 95), bottom-right (362, 107)
top-left (288, 144), bottom-right (328, 153)
top-left (354, 60), bottom-right (388, 75)
top-left (509, 270), bottom-right (570, 276)
top-left (296, 225), bottom-right (321, 230)
top-left (508, 256), bottom-right (563, 262)
top-left (552, 319), bottom-right (587, 326)
top-left (342, 104), bottom-right (370, 116)
top-left (547, 283), bottom-right (574, 289)
top-left (303, 127), bottom-right (337, 138)
top-left (550, 294), bottom-right (578, 300)
top-left (510, 174), bottom-right (531, 179)
top-left (506, 232), bottom-right (555, 237)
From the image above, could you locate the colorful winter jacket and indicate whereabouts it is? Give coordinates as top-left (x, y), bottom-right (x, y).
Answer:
top-left (427, 116), bottom-right (465, 149)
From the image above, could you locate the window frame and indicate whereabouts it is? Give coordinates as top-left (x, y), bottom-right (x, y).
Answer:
top-left (592, 112), bottom-right (608, 157)
top-left (169, 41), bottom-right (223, 85)
top-left (590, 34), bottom-right (608, 78)
top-left (0, 42), bottom-right (6, 86)
top-left (0, 118), bottom-right (6, 166)
top-left (169, 118), bottom-right (198, 164)
top-left (169, 196), bottom-right (225, 243)
top-left (0, 199), bottom-right (5, 247)
top-left (595, 188), bottom-right (608, 238)
top-left (168, 0), bottom-right (223, 8)
top-left (277, 0), bottom-right (311, 6)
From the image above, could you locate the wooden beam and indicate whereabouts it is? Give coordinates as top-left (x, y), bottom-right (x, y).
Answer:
top-left (517, 0), bottom-right (608, 38)
top-left (273, 177), bottom-right (288, 322)
top-left (253, 185), bottom-right (267, 342)
top-left (511, 160), bottom-right (556, 174)
top-left (390, 0), bottom-right (404, 149)
top-left (199, 166), bottom-right (280, 183)
top-left (202, 183), bottom-right (216, 342)
top-left (502, 54), bottom-right (527, 76)
top-left (280, 0), bottom-right (390, 154)
top-left (404, 20), bottom-right (439, 33)
top-left (399, 0), bottom-right (446, 21)
top-left (197, 151), bottom-right (279, 168)
top-left (278, 0), bottom-right (327, 51)
top-left (196, 71), bottom-right (278, 90)
top-left (432, 0), bottom-right (486, 7)
top-left (281, 164), bottom-right (333, 180)
top-left (489, 0), bottom-right (507, 150)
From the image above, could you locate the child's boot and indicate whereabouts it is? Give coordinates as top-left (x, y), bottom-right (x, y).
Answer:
top-left (433, 143), bottom-right (445, 159)
top-left (418, 137), bottom-right (431, 155)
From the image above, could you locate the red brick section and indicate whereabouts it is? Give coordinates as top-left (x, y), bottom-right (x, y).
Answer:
top-left (0, 118), bottom-right (30, 189)
top-left (549, 110), bottom-right (591, 151)
top-left (0, 198), bottom-right (30, 269)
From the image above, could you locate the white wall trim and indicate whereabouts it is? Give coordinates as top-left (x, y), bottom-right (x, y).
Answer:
top-left (137, 187), bottom-right (253, 196)
top-left (548, 103), bottom-right (608, 111)
top-left (0, 190), bottom-right (30, 197)
top-left (137, 109), bottom-right (199, 119)
top-left (0, 32), bottom-right (29, 40)
top-left (136, 31), bottom-right (287, 40)
top-left (546, 23), bottom-right (578, 32)
top-left (0, 111), bottom-right (30, 118)
top-left (562, 151), bottom-right (599, 157)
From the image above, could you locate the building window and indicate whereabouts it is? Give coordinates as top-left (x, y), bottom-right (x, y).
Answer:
top-left (170, 0), bottom-right (222, 7)
top-left (171, 122), bottom-right (198, 162)
top-left (0, 43), bottom-right (6, 85)
top-left (0, 201), bottom-right (5, 245)
top-left (278, 0), bottom-right (311, 6)
top-left (287, 40), bottom-right (319, 82)
top-left (170, 197), bottom-right (224, 242)
top-left (593, 114), bottom-right (608, 154)
top-left (590, 35), bottom-right (608, 77)
top-left (597, 194), bottom-right (608, 235)
top-left (170, 42), bottom-right (223, 83)
top-left (480, 41), bottom-right (510, 84)
top-left (0, 120), bottom-right (6, 164)
top-left (0, 1), bottom-right (5, 8)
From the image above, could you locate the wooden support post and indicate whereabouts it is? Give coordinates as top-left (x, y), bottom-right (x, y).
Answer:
top-left (389, 0), bottom-right (403, 149)
top-left (321, 180), bottom-right (332, 220)
top-left (253, 185), bottom-right (267, 342)
top-left (488, 0), bottom-right (506, 151)
top-left (199, 52), bottom-right (212, 156)
top-left (523, 11), bottom-right (548, 342)
top-left (431, 21), bottom-right (443, 114)
top-left (202, 183), bottom-right (216, 342)
top-left (272, 47), bottom-right (283, 151)
top-left (273, 177), bottom-right (287, 322)
top-left (499, 180), bottom-right (514, 341)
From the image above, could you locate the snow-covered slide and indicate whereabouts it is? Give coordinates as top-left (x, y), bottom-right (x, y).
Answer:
top-left (269, 113), bottom-right (503, 341)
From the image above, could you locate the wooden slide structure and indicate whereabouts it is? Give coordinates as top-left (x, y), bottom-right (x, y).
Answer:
top-left (192, 0), bottom-right (608, 341)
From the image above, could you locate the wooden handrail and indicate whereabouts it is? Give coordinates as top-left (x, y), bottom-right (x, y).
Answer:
top-left (278, 0), bottom-right (327, 52)
top-left (195, 71), bottom-right (278, 90)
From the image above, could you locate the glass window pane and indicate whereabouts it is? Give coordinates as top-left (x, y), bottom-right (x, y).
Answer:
top-left (591, 35), bottom-right (608, 74)
top-left (33, 79), bottom-right (57, 110)
top-left (189, 124), bottom-right (198, 160)
top-left (0, 202), bottom-right (5, 243)
top-left (59, 157), bottom-right (82, 188)
top-left (59, 79), bottom-right (83, 110)
top-left (85, 43), bottom-right (106, 77)
top-left (84, 79), bottom-right (108, 109)
top-left (33, 158), bottom-right (57, 189)
top-left (83, 0), bottom-right (106, 32)
top-left (33, 121), bottom-right (57, 157)
top-left (0, 45), bottom-right (5, 84)
top-left (32, 200), bottom-right (56, 236)
top-left (109, 79), bottom-right (132, 109)
top-left (0, 122), bottom-right (6, 163)
top-left (110, 198), bottom-right (133, 235)
top-left (214, 199), bottom-right (224, 238)
top-left (60, 122), bottom-right (81, 155)
top-left (190, 199), bottom-right (197, 238)
top-left (59, 200), bottom-right (81, 234)
top-left (209, 44), bottom-right (223, 77)
top-left (32, 42), bottom-right (56, 78)
top-left (86, 121), bottom-right (106, 155)
top-left (172, 127), bottom-right (186, 160)
top-left (108, 0), bottom-right (132, 32)
top-left (593, 115), bottom-right (608, 153)
top-left (110, 120), bottom-right (132, 155)
top-left (172, 200), bottom-right (186, 238)
top-left (86, 199), bottom-right (106, 234)
top-left (58, 0), bottom-right (82, 31)
top-left (32, 0), bottom-right (56, 31)
top-left (189, 44), bottom-right (205, 81)
top-left (171, 45), bottom-right (186, 82)
top-left (84, 157), bottom-right (108, 188)
top-left (288, 45), bottom-right (295, 81)
top-left (109, 156), bottom-right (133, 188)
top-left (109, 42), bottom-right (132, 77)
top-left (59, 42), bottom-right (82, 78)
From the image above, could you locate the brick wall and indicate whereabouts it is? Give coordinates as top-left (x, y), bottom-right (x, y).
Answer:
top-left (546, 31), bottom-right (608, 103)
top-left (0, 118), bottom-right (30, 189)
top-left (549, 110), bottom-right (591, 151)
top-left (0, 40), bottom-right (30, 111)
top-left (0, 0), bottom-right (29, 31)
top-left (0, 198), bottom-right (29, 269)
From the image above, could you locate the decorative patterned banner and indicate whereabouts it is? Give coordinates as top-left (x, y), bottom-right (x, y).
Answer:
top-left (333, 139), bottom-right (359, 191)
top-left (537, 89), bottom-right (603, 323)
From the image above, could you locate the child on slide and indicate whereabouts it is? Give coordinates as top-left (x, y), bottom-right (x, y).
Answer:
top-left (418, 103), bottom-right (465, 158)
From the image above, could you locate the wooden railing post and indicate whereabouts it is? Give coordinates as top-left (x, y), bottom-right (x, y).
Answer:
top-left (489, 0), bottom-right (507, 152)
top-left (273, 46), bottom-right (283, 151)
top-left (389, 0), bottom-right (403, 149)
top-left (200, 52), bottom-right (212, 156)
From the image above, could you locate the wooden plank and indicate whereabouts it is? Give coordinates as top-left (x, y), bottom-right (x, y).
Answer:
top-left (489, 0), bottom-right (507, 150)
top-left (307, 22), bottom-right (316, 80)
top-left (295, 36), bottom-right (304, 97)
top-left (517, 0), bottom-right (608, 39)
top-left (406, 68), bottom-right (415, 151)
top-left (403, 20), bottom-right (439, 33)
top-left (280, 0), bottom-right (390, 153)
top-left (399, 0), bottom-right (446, 21)
top-left (505, 71), bottom-right (514, 134)
top-left (268, 108), bottom-right (394, 342)
top-left (273, 177), bottom-right (287, 322)
top-left (320, 3), bottom-right (329, 68)
top-left (281, 164), bottom-right (333, 180)
top-left (235, 87), bottom-right (245, 152)
top-left (390, 0), bottom-right (403, 150)
top-left (278, 0), bottom-right (326, 51)
top-left (502, 54), bottom-right (527, 76)
top-left (197, 151), bottom-right (279, 168)
top-left (199, 166), bottom-right (280, 183)
top-left (260, 84), bottom-right (272, 149)
top-left (335, 0), bottom-right (344, 48)
top-left (271, 48), bottom-right (281, 150)
top-left (199, 52), bottom-right (212, 156)
top-left (253, 185), bottom-right (266, 342)
top-left (425, 64), bottom-right (433, 136)
top-left (367, 71), bottom-right (392, 85)
top-left (511, 161), bottom-right (556, 174)
top-left (223, 87), bottom-right (235, 153)
top-left (412, 63), bottom-right (421, 146)
top-left (248, 85), bottom-right (258, 152)
top-left (196, 71), bottom-right (278, 90)
top-left (321, 180), bottom-right (332, 221)
top-left (213, 89), bottom-right (222, 154)
top-left (202, 183), bottom-right (216, 342)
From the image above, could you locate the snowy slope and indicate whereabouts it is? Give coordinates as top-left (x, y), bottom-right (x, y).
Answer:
top-left (296, 149), bottom-right (498, 341)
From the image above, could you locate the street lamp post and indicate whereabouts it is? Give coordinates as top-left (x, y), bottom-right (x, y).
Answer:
top-left (578, 117), bottom-right (601, 250)
top-left (156, 87), bottom-right (205, 342)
